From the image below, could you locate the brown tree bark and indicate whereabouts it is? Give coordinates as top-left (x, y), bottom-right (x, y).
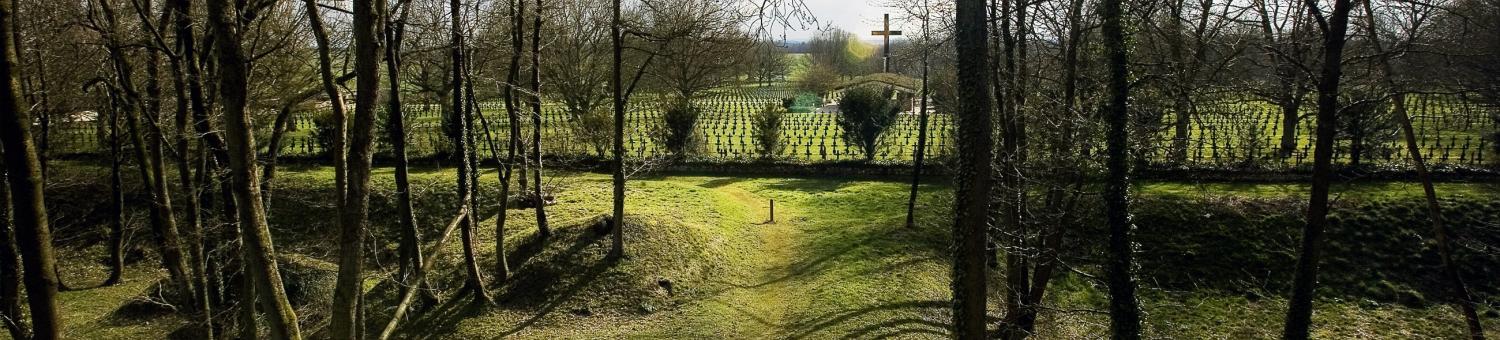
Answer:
top-left (1283, 0), bottom-right (1356, 336)
top-left (1359, 3), bottom-right (1485, 338)
top-left (153, 1), bottom-right (213, 331)
top-left (608, 0), bottom-right (626, 261)
top-left (97, 0), bottom-right (194, 301)
top-left (530, 0), bottom-right (551, 238)
top-left (104, 84), bottom-right (126, 287)
top-left (331, 0), bottom-right (384, 337)
top-left (0, 0), bottom-right (61, 335)
top-left (386, 0), bottom-right (425, 290)
top-left (205, 0), bottom-right (304, 338)
top-left (498, 0), bottom-right (526, 280)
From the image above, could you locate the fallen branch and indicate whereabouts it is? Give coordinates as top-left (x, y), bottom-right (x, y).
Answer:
top-left (377, 198), bottom-right (471, 340)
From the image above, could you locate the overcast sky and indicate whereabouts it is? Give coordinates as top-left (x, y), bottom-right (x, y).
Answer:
top-left (779, 0), bottom-right (903, 42)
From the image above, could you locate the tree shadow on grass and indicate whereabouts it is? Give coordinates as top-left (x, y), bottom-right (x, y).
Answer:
top-left (784, 300), bottom-right (950, 339)
top-left (698, 177), bottom-right (752, 188)
top-left (762, 178), bottom-right (855, 194)
top-left (485, 219), bottom-right (619, 338)
top-left (398, 290), bottom-right (493, 340)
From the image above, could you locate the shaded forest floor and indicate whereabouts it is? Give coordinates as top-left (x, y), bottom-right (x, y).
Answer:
top-left (33, 162), bottom-right (1500, 339)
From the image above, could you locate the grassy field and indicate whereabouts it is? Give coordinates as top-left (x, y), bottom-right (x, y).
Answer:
top-left (37, 162), bottom-right (1500, 339)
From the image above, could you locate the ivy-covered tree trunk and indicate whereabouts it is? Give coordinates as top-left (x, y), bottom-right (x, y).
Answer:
top-left (951, 0), bottom-right (994, 337)
top-left (1102, 0), bottom-right (1143, 333)
top-left (452, 0), bottom-right (492, 304)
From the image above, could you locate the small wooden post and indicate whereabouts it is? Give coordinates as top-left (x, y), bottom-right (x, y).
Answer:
top-left (769, 199), bottom-right (776, 223)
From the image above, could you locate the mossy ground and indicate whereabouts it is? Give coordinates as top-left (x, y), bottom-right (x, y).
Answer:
top-left (29, 162), bottom-right (1500, 339)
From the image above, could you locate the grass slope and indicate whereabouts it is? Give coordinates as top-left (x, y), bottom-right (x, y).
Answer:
top-left (31, 162), bottom-right (1500, 338)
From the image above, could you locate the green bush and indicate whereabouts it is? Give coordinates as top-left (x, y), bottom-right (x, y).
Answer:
top-left (836, 86), bottom-right (901, 161)
top-left (655, 99), bottom-right (701, 156)
top-left (752, 104), bottom-right (786, 159)
top-left (312, 111), bottom-right (340, 158)
top-left (573, 105), bottom-right (615, 157)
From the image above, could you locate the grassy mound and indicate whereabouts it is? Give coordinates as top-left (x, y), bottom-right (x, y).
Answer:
top-left (1064, 183), bottom-right (1500, 308)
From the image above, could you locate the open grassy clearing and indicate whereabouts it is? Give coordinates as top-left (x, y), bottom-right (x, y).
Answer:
top-left (36, 162), bottom-right (1500, 339)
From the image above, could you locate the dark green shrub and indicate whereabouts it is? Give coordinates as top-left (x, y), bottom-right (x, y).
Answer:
top-left (312, 111), bottom-right (340, 158)
top-left (655, 99), bottom-right (701, 156)
top-left (752, 104), bottom-right (786, 159)
top-left (836, 86), bottom-right (901, 161)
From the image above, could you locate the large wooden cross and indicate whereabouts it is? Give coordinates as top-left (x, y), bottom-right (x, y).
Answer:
top-left (871, 14), bottom-right (902, 73)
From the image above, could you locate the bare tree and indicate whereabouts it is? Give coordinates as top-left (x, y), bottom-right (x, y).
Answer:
top-left (0, 0), bottom-right (61, 337)
top-left (386, 0), bottom-right (426, 293)
top-left (530, 0), bottom-right (551, 238)
top-left (92, 0), bottom-right (195, 302)
top-left (331, 0), bottom-right (385, 336)
top-left (205, 0), bottom-right (304, 337)
top-left (1360, 1), bottom-right (1485, 337)
top-left (452, 0), bottom-right (493, 304)
top-left (608, 0), bottom-right (629, 261)
top-left (1282, 0), bottom-right (1358, 335)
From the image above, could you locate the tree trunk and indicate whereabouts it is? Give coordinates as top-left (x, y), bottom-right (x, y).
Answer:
top-left (452, 0), bottom-right (492, 304)
top-left (609, 0), bottom-right (626, 261)
top-left (952, 0), bottom-right (993, 337)
top-left (1102, 0), bottom-right (1143, 335)
top-left (161, 0), bottom-right (212, 330)
top-left (1360, 3), bottom-right (1485, 338)
top-left (331, 0), bottom-right (384, 337)
top-left (205, 0), bottom-right (304, 337)
top-left (1278, 98), bottom-right (1302, 158)
top-left (905, 51), bottom-right (930, 229)
top-left (0, 0), bottom-right (61, 335)
top-left (497, 0), bottom-right (527, 282)
top-left (1283, 0), bottom-right (1355, 337)
top-left (98, 0), bottom-right (194, 301)
top-left (530, 0), bottom-right (551, 238)
top-left (386, 0), bottom-right (425, 290)
top-left (302, 0), bottom-right (349, 243)
top-left (104, 87), bottom-right (126, 287)
top-left (0, 152), bottom-right (29, 340)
